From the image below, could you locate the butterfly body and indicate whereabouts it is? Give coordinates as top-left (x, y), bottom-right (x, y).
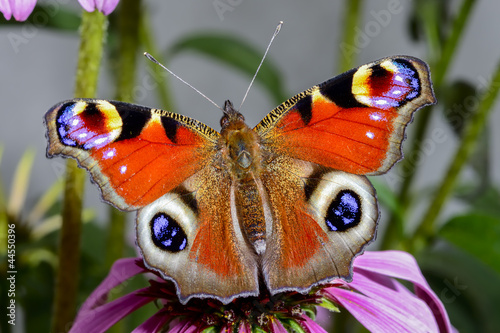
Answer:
top-left (45, 56), bottom-right (435, 304)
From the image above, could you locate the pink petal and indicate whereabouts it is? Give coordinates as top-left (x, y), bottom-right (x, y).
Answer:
top-left (13, 0), bottom-right (36, 20)
top-left (98, 0), bottom-right (119, 15)
top-left (70, 287), bottom-right (155, 333)
top-left (238, 321), bottom-right (252, 333)
top-left (132, 308), bottom-right (172, 333)
top-left (269, 318), bottom-right (288, 333)
top-left (78, 0), bottom-right (119, 15)
top-left (355, 251), bottom-right (452, 332)
top-left (298, 315), bottom-right (328, 333)
top-left (315, 307), bottom-right (333, 331)
top-left (347, 270), bottom-right (439, 332)
top-left (77, 0), bottom-right (96, 12)
top-left (78, 258), bottom-right (146, 315)
top-left (0, 0), bottom-right (13, 20)
top-left (0, 0), bottom-right (36, 21)
top-left (329, 287), bottom-right (416, 332)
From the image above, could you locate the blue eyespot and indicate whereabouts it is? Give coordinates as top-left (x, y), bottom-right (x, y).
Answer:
top-left (151, 213), bottom-right (187, 252)
top-left (325, 190), bottom-right (361, 232)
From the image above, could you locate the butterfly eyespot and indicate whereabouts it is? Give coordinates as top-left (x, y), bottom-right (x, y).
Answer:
top-left (55, 101), bottom-right (122, 150)
top-left (151, 212), bottom-right (188, 252)
top-left (325, 190), bottom-right (362, 232)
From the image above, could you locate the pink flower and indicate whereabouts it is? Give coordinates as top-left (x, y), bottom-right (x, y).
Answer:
top-left (70, 251), bottom-right (452, 332)
top-left (0, 0), bottom-right (36, 21)
top-left (0, 0), bottom-right (119, 21)
top-left (324, 251), bottom-right (452, 332)
top-left (77, 0), bottom-right (119, 15)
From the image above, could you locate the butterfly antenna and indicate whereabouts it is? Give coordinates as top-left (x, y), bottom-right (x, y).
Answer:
top-left (238, 21), bottom-right (283, 111)
top-left (144, 52), bottom-right (223, 111)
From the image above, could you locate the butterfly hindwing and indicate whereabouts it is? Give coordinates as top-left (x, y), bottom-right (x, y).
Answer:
top-left (136, 163), bottom-right (260, 304)
top-left (255, 56), bottom-right (436, 175)
top-left (260, 156), bottom-right (378, 293)
top-left (45, 99), bottom-right (219, 210)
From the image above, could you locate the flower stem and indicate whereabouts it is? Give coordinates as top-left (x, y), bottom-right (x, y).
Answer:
top-left (434, 0), bottom-right (476, 88)
top-left (338, 0), bottom-right (363, 73)
top-left (415, 58), bottom-right (500, 244)
top-left (381, 0), bottom-right (477, 250)
top-left (114, 0), bottom-right (141, 104)
top-left (139, 10), bottom-right (175, 111)
top-left (51, 10), bottom-right (107, 333)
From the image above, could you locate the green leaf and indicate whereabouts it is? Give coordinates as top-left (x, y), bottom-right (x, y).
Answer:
top-left (27, 178), bottom-right (64, 226)
top-left (252, 326), bottom-right (268, 333)
top-left (441, 80), bottom-right (477, 135)
top-left (202, 326), bottom-right (217, 333)
top-left (418, 245), bottom-right (500, 333)
top-left (282, 318), bottom-right (306, 333)
top-left (318, 297), bottom-right (340, 313)
top-left (462, 185), bottom-right (500, 216)
top-left (0, 4), bottom-right (80, 31)
top-left (302, 306), bottom-right (316, 320)
top-left (407, 0), bottom-right (452, 44)
top-left (8, 148), bottom-right (35, 218)
top-left (440, 80), bottom-right (491, 188)
top-left (370, 178), bottom-right (404, 223)
top-left (168, 33), bottom-right (286, 105)
top-left (439, 213), bottom-right (500, 274)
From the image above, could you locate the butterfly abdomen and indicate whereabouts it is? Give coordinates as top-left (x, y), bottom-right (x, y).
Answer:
top-left (234, 181), bottom-right (267, 254)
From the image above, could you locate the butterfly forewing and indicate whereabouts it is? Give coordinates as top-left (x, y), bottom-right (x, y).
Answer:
top-left (45, 99), bottom-right (219, 210)
top-left (255, 56), bottom-right (436, 175)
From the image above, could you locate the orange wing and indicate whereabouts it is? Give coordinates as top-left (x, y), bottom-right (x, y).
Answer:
top-left (256, 56), bottom-right (435, 294)
top-left (45, 99), bottom-right (219, 210)
top-left (255, 56), bottom-right (436, 175)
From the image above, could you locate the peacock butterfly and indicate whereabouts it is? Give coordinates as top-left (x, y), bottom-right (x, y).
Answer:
top-left (45, 55), bottom-right (435, 304)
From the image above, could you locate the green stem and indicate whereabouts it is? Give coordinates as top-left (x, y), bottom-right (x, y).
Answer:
top-left (415, 59), bottom-right (500, 244)
top-left (380, 0), bottom-right (477, 250)
top-left (434, 0), bottom-right (476, 87)
top-left (51, 10), bottom-right (107, 333)
top-left (114, 0), bottom-right (141, 104)
top-left (139, 11), bottom-right (175, 111)
top-left (338, 0), bottom-right (363, 73)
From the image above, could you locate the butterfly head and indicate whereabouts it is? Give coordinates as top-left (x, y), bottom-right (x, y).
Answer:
top-left (218, 100), bottom-right (262, 180)
top-left (220, 100), bottom-right (245, 129)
